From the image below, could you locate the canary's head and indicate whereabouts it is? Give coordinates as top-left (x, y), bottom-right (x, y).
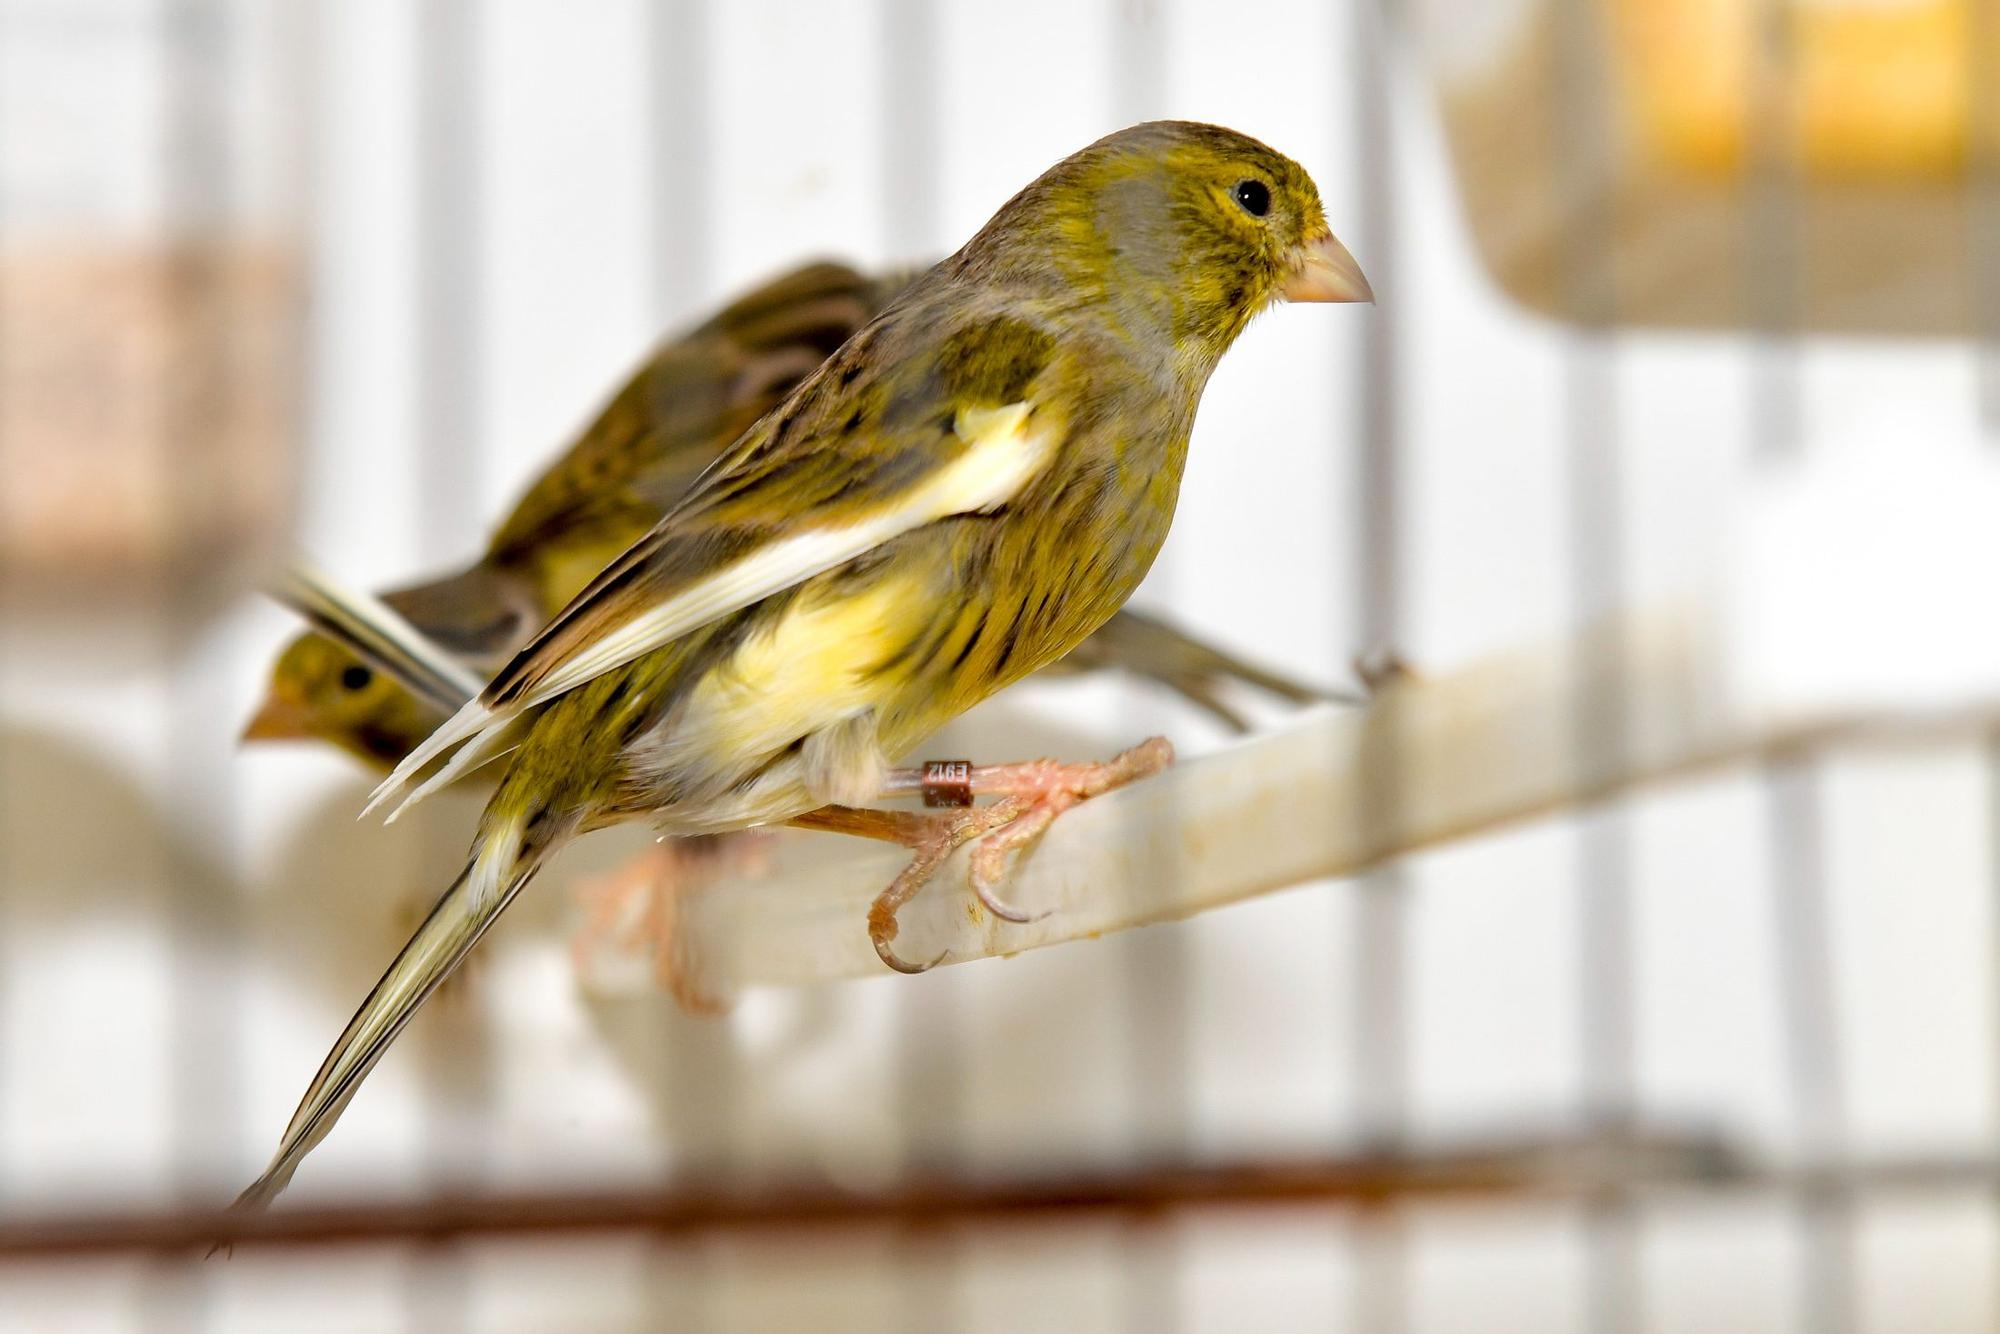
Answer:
top-left (958, 120), bottom-right (1370, 373)
top-left (243, 632), bottom-right (447, 771)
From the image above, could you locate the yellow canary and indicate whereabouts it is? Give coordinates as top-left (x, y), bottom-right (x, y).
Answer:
top-left (241, 122), bottom-right (1369, 1207)
top-left (247, 263), bottom-right (1328, 767)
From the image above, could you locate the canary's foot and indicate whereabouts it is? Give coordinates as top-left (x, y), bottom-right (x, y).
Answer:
top-left (793, 736), bottom-right (1175, 975)
top-left (568, 833), bottom-right (768, 1010)
top-left (956, 737), bottom-right (1175, 913)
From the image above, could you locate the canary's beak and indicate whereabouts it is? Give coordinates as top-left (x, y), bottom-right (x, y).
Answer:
top-left (242, 694), bottom-right (315, 743)
top-left (1281, 233), bottom-right (1373, 304)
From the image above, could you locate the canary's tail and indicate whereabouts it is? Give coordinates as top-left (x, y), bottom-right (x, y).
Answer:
top-left (234, 812), bottom-right (564, 1210)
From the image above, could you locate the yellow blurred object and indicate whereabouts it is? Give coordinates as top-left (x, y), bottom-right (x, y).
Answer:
top-left (1617, 0), bottom-right (1976, 180)
top-left (1419, 0), bottom-right (2000, 332)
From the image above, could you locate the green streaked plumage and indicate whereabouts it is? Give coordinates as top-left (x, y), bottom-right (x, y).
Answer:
top-left (250, 256), bottom-right (1322, 767)
top-left (243, 121), bottom-right (1356, 1206)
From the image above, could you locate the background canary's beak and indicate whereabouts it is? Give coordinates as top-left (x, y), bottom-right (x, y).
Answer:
top-left (241, 694), bottom-right (315, 743)
top-left (1281, 233), bottom-right (1373, 303)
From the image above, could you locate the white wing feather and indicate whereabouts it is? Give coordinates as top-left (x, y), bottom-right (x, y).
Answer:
top-left (364, 402), bottom-right (1049, 821)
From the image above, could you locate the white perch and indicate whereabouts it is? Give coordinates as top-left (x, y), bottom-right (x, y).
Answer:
top-left (672, 601), bottom-right (1956, 1001)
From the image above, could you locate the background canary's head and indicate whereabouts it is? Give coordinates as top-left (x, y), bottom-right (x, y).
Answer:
top-left (962, 120), bottom-right (1370, 371)
top-left (243, 632), bottom-right (448, 771)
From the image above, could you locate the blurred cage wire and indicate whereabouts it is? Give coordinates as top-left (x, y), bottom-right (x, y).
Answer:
top-left (2, 0), bottom-right (2000, 1331)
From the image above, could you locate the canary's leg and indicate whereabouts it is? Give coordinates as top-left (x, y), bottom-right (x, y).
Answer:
top-left (569, 832), bottom-right (770, 1008)
top-left (794, 736), bottom-right (1175, 974)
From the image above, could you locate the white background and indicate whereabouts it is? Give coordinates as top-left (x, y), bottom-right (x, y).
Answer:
top-left (4, 0), bottom-right (1998, 1328)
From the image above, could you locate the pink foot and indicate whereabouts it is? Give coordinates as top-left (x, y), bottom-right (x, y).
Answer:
top-left (791, 738), bottom-right (1176, 975)
top-left (568, 832), bottom-right (772, 1010)
top-left (962, 737), bottom-right (1176, 919)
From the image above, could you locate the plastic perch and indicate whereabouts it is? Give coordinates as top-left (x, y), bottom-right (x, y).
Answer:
top-left (662, 600), bottom-right (1995, 1002)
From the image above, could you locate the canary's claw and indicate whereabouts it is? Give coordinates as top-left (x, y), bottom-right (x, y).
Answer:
top-left (868, 904), bottom-right (949, 976)
top-left (858, 799), bottom-right (1027, 973)
top-left (969, 845), bottom-right (1049, 923)
top-left (966, 794), bottom-right (1066, 923)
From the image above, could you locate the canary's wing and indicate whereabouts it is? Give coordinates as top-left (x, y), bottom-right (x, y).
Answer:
top-left (366, 303), bottom-right (1066, 820)
top-left (482, 261), bottom-right (912, 575)
top-left (1058, 606), bottom-right (1349, 731)
top-left (269, 559), bottom-right (488, 714)
top-left (378, 565), bottom-right (544, 665)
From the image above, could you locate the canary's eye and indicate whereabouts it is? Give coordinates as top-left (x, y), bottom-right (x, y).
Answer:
top-left (1232, 179), bottom-right (1271, 218)
top-left (340, 665), bottom-right (374, 692)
